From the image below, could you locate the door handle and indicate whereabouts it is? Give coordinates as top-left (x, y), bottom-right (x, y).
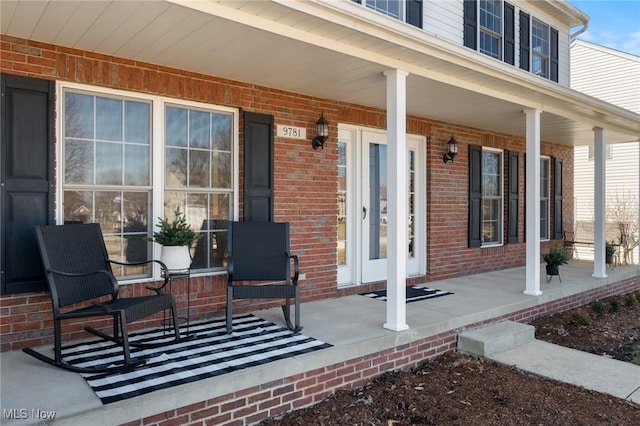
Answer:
top-left (362, 206), bottom-right (367, 220)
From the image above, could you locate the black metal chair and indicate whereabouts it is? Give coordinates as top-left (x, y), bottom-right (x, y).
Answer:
top-left (226, 221), bottom-right (301, 333)
top-left (22, 223), bottom-right (180, 373)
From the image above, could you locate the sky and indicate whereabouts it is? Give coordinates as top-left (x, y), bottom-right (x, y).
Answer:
top-left (569, 1), bottom-right (640, 56)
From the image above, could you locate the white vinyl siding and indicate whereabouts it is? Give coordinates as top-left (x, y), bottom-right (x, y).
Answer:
top-left (425, 0), bottom-right (463, 44)
top-left (570, 41), bottom-right (640, 113)
top-left (571, 40), bottom-right (639, 263)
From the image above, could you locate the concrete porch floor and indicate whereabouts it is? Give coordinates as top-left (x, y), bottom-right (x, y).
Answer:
top-left (1, 260), bottom-right (639, 425)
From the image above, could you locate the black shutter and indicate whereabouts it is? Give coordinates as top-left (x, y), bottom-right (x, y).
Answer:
top-left (554, 158), bottom-right (563, 239)
top-left (243, 112), bottom-right (274, 222)
top-left (469, 145), bottom-right (482, 247)
top-left (463, 0), bottom-right (477, 50)
top-left (406, 0), bottom-right (423, 28)
top-left (519, 11), bottom-right (530, 71)
top-left (550, 27), bottom-right (559, 82)
top-left (504, 2), bottom-right (515, 65)
top-left (1, 74), bottom-right (55, 294)
top-left (507, 150), bottom-right (519, 243)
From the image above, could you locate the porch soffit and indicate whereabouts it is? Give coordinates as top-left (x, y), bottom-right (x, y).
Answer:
top-left (2, 0), bottom-right (638, 146)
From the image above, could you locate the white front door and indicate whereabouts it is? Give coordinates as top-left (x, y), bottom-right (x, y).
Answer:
top-left (337, 125), bottom-right (425, 287)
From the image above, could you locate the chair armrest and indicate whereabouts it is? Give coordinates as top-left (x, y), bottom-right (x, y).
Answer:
top-left (227, 256), bottom-right (234, 283)
top-left (108, 259), bottom-right (170, 294)
top-left (287, 252), bottom-right (299, 283)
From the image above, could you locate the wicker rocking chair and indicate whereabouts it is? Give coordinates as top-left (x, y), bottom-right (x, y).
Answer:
top-left (226, 221), bottom-right (301, 333)
top-left (22, 223), bottom-right (180, 373)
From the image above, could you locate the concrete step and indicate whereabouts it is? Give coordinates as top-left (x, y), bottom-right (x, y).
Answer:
top-left (457, 321), bottom-right (535, 357)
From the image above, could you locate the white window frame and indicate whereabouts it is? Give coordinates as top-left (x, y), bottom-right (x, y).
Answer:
top-left (481, 147), bottom-right (503, 247)
top-left (531, 18), bottom-right (550, 78)
top-left (56, 82), bottom-right (239, 284)
top-left (540, 156), bottom-right (550, 241)
top-left (364, 0), bottom-right (404, 21)
top-left (479, 0), bottom-right (503, 60)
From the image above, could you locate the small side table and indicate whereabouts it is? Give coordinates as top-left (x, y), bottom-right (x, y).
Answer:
top-left (162, 269), bottom-right (191, 337)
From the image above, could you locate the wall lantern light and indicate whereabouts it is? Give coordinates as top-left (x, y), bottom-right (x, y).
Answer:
top-left (442, 135), bottom-right (458, 164)
top-left (311, 113), bottom-right (329, 150)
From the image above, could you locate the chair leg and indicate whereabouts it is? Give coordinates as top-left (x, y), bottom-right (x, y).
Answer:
top-left (294, 286), bottom-right (301, 332)
top-left (281, 287), bottom-right (302, 332)
top-left (226, 285), bottom-right (233, 334)
top-left (53, 319), bottom-right (63, 364)
top-left (118, 312), bottom-right (131, 365)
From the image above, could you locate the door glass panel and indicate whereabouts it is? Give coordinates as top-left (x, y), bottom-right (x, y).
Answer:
top-left (408, 150), bottom-right (415, 258)
top-left (338, 141), bottom-right (347, 266)
top-left (369, 143), bottom-right (387, 260)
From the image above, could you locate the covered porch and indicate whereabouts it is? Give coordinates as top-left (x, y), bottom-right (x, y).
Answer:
top-left (2, 261), bottom-right (638, 425)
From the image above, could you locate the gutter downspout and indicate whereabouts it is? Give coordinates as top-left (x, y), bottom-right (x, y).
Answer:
top-left (570, 20), bottom-right (589, 40)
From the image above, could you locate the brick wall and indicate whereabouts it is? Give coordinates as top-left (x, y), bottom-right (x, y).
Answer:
top-left (117, 276), bottom-right (639, 426)
top-left (1, 35), bottom-right (574, 351)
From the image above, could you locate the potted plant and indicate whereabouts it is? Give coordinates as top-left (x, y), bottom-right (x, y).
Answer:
top-left (605, 241), bottom-right (617, 265)
top-left (150, 207), bottom-right (200, 271)
top-left (542, 244), bottom-right (568, 280)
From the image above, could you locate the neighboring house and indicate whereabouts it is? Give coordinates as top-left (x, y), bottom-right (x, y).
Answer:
top-left (2, 0), bottom-right (639, 353)
top-left (570, 40), bottom-right (640, 264)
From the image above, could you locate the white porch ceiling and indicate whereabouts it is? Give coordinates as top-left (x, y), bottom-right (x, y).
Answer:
top-left (2, 0), bottom-right (639, 146)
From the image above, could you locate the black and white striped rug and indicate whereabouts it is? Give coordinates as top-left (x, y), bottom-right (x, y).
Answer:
top-left (360, 285), bottom-right (453, 303)
top-left (61, 314), bottom-right (331, 404)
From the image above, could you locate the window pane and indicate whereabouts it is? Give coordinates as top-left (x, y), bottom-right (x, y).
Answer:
top-left (96, 142), bottom-right (122, 185)
top-left (65, 92), bottom-right (94, 139)
top-left (212, 151), bottom-right (232, 188)
top-left (164, 191), bottom-right (187, 220)
top-left (64, 190), bottom-right (93, 223)
top-left (125, 144), bottom-right (150, 186)
top-left (166, 106), bottom-right (188, 147)
top-left (96, 97), bottom-right (123, 142)
top-left (65, 139), bottom-right (94, 184)
top-left (540, 199), bottom-right (549, 239)
top-left (165, 148), bottom-right (188, 187)
top-left (212, 114), bottom-right (232, 151)
top-left (210, 193), bottom-right (230, 220)
top-left (189, 110), bottom-right (210, 149)
top-left (95, 191), bottom-right (120, 229)
top-left (187, 194), bottom-right (208, 230)
top-left (125, 101), bottom-right (150, 144)
top-left (188, 150), bottom-right (210, 187)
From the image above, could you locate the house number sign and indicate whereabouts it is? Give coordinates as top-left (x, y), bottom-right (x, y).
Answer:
top-left (277, 125), bottom-right (306, 140)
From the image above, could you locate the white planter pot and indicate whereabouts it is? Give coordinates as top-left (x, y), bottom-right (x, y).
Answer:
top-left (160, 245), bottom-right (191, 272)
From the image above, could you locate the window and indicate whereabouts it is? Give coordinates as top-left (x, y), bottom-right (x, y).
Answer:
top-left (366, 0), bottom-right (401, 20)
top-left (540, 156), bottom-right (550, 240)
top-left (481, 149), bottom-right (503, 245)
top-left (479, 0), bottom-right (502, 59)
top-left (531, 18), bottom-right (549, 78)
top-left (164, 105), bottom-right (233, 272)
top-left (354, 0), bottom-right (423, 28)
top-left (61, 85), bottom-right (237, 280)
top-left (588, 144), bottom-right (613, 160)
top-left (63, 91), bottom-right (152, 278)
